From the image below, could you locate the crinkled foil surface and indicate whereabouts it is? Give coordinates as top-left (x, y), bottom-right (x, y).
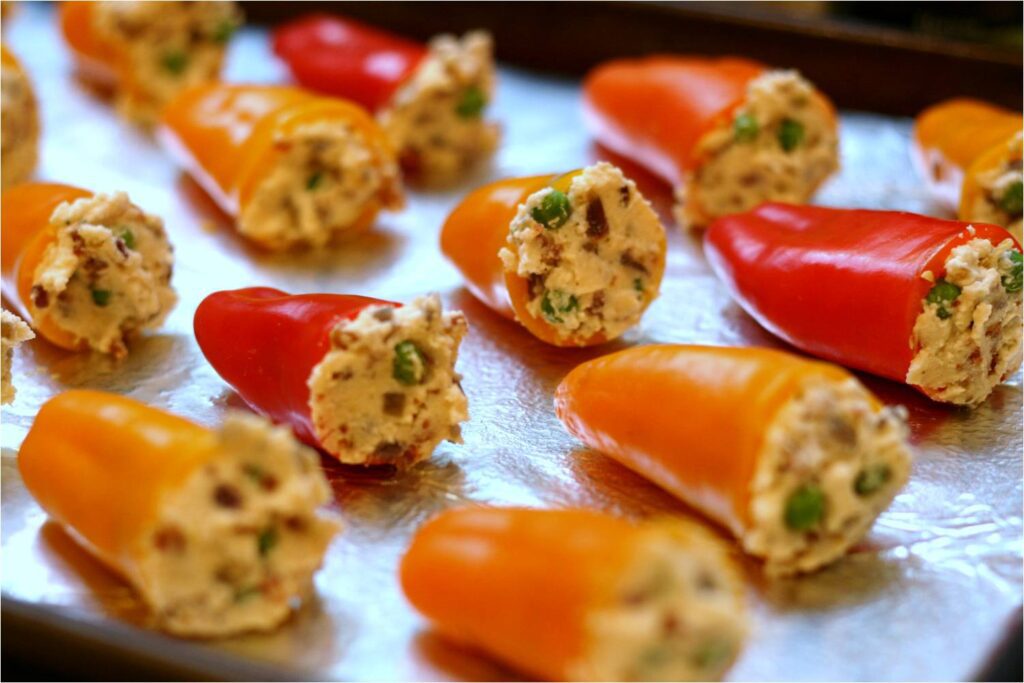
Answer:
top-left (2, 5), bottom-right (1021, 681)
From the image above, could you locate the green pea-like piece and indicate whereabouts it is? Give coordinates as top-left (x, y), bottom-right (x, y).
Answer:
top-left (531, 190), bottom-right (573, 230)
top-left (784, 484), bottom-right (825, 531)
top-left (90, 289), bottom-right (112, 307)
top-left (119, 228), bottom-right (136, 250)
top-left (455, 86), bottom-right (487, 119)
top-left (778, 118), bottom-right (805, 152)
top-left (160, 51), bottom-right (189, 75)
top-left (306, 171), bottom-right (324, 191)
top-left (854, 464), bottom-right (892, 496)
top-left (998, 180), bottom-right (1023, 216)
top-left (257, 526), bottom-right (278, 556)
top-left (393, 340), bottom-right (428, 385)
top-left (733, 113), bottom-right (759, 143)
top-left (1003, 250), bottom-right (1022, 293)
top-left (540, 290), bottom-right (578, 323)
top-left (925, 278), bottom-right (961, 319)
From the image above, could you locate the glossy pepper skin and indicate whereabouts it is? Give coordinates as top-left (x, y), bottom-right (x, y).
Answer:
top-left (159, 83), bottom-right (397, 228)
top-left (59, 2), bottom-right (120, 87)
top-left (194, 287), bottom-right (396, 455)
top-left (19, 390), bottom-right (230, 577)
top-left (555, 345), bottom-right (859, 536)
top-left (401, 506), bottom-right (709, 681)
top-left (272, 13), bottom-right (426, 113)
top-left (0, 44), bottom-right (40, 189)
top-left (1, 183), bottom-right (94, 350)
top-left (704, 203), bottom-right (1021, 383)
top-left (441, 171), bottom-right (614, 347)
top-left (913, 98), bottom-right (1022, 211)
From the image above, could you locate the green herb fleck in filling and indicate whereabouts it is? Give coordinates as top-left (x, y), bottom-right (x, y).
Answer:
top-left (90, 288), bottom-right (112, 307)
top-left (1002, 250), bottom-right (1022, 293)
top-left (784, 484), bottom-right (825, 531)
top-left (212, 20), bottom-right (238, 44)
top-left (393, 340), bottom-right (428, 385)
top-left (118, 228), bottom-right (136, 250)
top-left (778, 118), bottom-right (805, 152)
top-left (306, 171), bottom-right (324, 191)
top-left (854, 464), bottom-right (892, 496)
top-left (455, 85), bottom-right (487, 118)
top-left (998, 181), bottom-right (1023, 216)
top-left (925, 279), bottom-right (961, 319)
top-left (257, 526), bottom-right (278, 557)
top-left (160, 51), bottom-right (189, 76)
top-left (531, 190), bottom-right (572, 230)
top-left (540, 289), bottom-right (578, 323)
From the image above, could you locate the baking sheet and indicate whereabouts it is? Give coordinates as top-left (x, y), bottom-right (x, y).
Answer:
top-left (1, 3), bottom-right (1021, 681)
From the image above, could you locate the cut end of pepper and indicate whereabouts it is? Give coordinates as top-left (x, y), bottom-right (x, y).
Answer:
top-left (531, 189), bottom-right (572, 230)
top-left (784, 484), bottom-right (825, 531)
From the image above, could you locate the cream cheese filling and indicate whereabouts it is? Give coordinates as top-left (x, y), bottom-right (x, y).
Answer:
top-left (907, 237), bottom-right (1023, 406)
top-left (745, 376), bottom-right (912, 576)
top-left (679, 70), bottom-right (838, 229)
top-left (308, 294), bottom-right (468, 467)
top-left (1, 310), bottom-right (34, 405)
top-left (0, 59), bottom-right (39, 188)
top-left (134, 413), bottom-right (340, 637)
top-left (500, 162), bottom-right (666, 344)
top-left (28, 193), bottom-right (177, 358)
top-left (380, 31), bottom-right (498, 181)
top-left (239, 121), bottom-right (402, 251)
top-left (578, 523), bottom-right (746, 682)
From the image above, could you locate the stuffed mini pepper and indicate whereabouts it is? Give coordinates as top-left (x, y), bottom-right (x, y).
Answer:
top-left (60, 1), bottom-right (242, 125)
top-left (583, 56), bottom-right (839, 229)
top-left (19, 390), bottom-right (340, 637)
top-left (441, 162), bottom-right (666, 346)
top-left (273, 13), bottom-right (498, 180)
top-left (1, 309), bottom-right (33, 404)
top-left (160, 83), bottom-right (403, 251)
top-left (913, 98), bottom-right (1022, 240)
top-left (556, 345), bottom-right (913, 576)
top-left (1, 183), bottom-right (177, 358)
top-left (1, 44), bottom-right (40, 188)
top-left (705, 203), bottom-right (1023, 406)
top-left (195, 288), bottom-right (468, 467)
top-left (402, 507), bottom-right (747, 681)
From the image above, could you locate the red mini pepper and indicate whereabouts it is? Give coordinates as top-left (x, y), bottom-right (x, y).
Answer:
top-left (705, 203), bottom-right (1021, 393)
top-left (272, 13), bottom-right (427, 113)
top-left (195, 287), bottom-right (395, 455)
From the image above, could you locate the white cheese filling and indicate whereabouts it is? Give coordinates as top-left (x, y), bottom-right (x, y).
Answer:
top-left (380, 31), bottom-right (499, 182)
top-left (308, 294), bottom-right (469, 467)
top-left (239, 120), bottom-right (403, 251)
top-left (28, 193), bottom-right (177, 358)
top-left (500, 162), bottom-right (666, 344)
top-left (680, 70), bottom-right (838, 229)
top-left (134, 413), bottom-right (341, 637)
top-left (578, 523), bottom-right (746, 682)
top-left (1, 309), bottom-right (34, 405)
top-left (0, 57), bottom-right (39, 188)
top-left (91, 0), bottom-right (242, 125)
top-left (966, 132), bottom-right (1022, 242)
top-left (745, 376), bottom-right (912, 576)
top-left (907, 237), bottom-right (1023, 406)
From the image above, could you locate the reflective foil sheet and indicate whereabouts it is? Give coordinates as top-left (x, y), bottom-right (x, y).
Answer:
top-left (2, 5), bottom-right (1021, 681)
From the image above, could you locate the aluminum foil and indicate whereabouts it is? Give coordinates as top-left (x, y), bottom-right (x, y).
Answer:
top-left (2, 4), bottom-right (1021, 681)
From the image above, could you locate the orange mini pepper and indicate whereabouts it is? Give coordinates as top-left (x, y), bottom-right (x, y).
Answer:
top-left (555, 345), bottom-right (912, 575)
top-left (913, 98), bottom-right (1022, 213)
top-left (441, 163), bottom-right (666, 347)
top-left (160, 83), bottom-right (403, 250)
top-left (19, 390), bottom-right (340, 637)
top-left (0, 44), bottom-right (40, 188)
top-left (401, 506), bottom-right (746, 681)
top-left (582, 56), bottom-right (838, 227)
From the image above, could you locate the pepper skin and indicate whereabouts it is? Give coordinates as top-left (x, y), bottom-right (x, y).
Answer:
top-left (704, 203), bottom-right (1021, 392)
top-left (18, 390), bottom-right (340, 637)
top-left (194, 287), bottom-right (469, 467)
top-left (555, 344), bottom-right (912, 575)
top-left (2, 183), bottom-right (95, 351)
top-left (401, 506), bottom-right (746, 681)
top-left (582, 56), bottom-right (838, 227)
top-left (440, 165), bottom-right (666, 347)
top-left (913, 98), bottom-right (1022, 212)
top-left (272, 13), bottom-right (426, 113)
top-left (0, 44), bottom-right (40, 188)
top-left (159, 83), bottom-right (403, 250)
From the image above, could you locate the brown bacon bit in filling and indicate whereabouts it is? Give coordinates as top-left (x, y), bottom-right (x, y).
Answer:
top-left (586, 197), bottom-right (609, 238)
top-left (213, 484), bottom-right (243, 508)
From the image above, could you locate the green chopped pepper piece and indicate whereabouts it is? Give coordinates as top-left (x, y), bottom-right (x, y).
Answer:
top-left (540, 290), bottom-right (578, 323)
top-left (784, 484), bottom-right (825, 531)
top-left (633, 277), bottom-right (644, 293)
top-left (733, 113), bottom-right (759, 143)
top-left (455, 86), bottom-right (487, 118)
top-left (306, 171), bottom-right (324, 191)
top-left (90, 289), bottom-right (112, 307)
top-left (257, 526), bottom-right (278, 557)
top-left (778, 118), bottom-right (805, 152)
top-left (212, 20), bottom-right (238, 44)
top-left (233, 585), bottom-right (261, 602)
top-left (393, 340), bottom-right (428, 385)
top-left (1003, 250), bottom-right (1022, 293)
top-left (925, 279), bottom-right (961, 319)
top-left (531, 190), bottom-right (572, 230)
top-left (118, 228), bottom-right (136, 250)
top-left (998, 181), bottom-right (1023, 216)
top-left (854, 464), bottom-right (892, 496)
top-left (160, 51), bottom-right (189, 75)
top-left (693, 640), bottom-right (733, 669)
